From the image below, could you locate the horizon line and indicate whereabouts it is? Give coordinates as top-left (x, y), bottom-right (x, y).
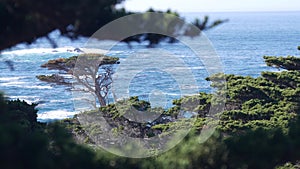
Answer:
top-left (127, 9), bottom-right (300, 13)
top-left (180, 10), bottom-right (300, 13)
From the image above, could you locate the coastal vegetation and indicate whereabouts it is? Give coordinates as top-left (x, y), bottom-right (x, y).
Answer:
top-left (1, 0), bottom-right (299, 168)
top-left (1, 51), bottom-right (300, 169)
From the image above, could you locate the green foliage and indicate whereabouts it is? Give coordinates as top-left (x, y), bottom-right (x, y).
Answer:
top-left (0, 94), bottom-right (117, 169)
top-left (0, 95), bottom-right (51, 169)
top-left (141, 55), bottom-right (300, 169)
top-left (201, 56), bottom-right (300, 134)
top-left (65, 55), bottom-right (300, 169)
top-left (264, 56), bottom-right (300, 71)
top-left (225, 128), bottom-right (289, 168)
top-left (154, 131), bottom-right (228, 169)
top-left (36, 74), bottom-right (68, 85)
top-left (170, 92), bottom-right (212, 117)
top-left (65, 54), bottom-right (300, 169)
top-left (99, 96), bottom-right (154, 119)
top-left (41, 54), bottom-right (119, 71)
top-left (275, 162), bottom-right (300, 169)
top-left (262, 70), bottom-right (300, 89)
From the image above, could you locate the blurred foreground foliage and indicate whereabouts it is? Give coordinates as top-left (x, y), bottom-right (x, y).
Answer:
top-left (1, 54), bottom-right (300, 168)
top-left (0, 0), bottom-right (226, 50)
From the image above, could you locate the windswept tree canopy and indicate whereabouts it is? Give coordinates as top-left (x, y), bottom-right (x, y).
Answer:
top-left (0, 0), bottom-right (227, 50)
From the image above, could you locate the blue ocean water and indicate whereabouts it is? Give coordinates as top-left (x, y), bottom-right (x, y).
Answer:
top-left (0, 11), bottom-right (299, 122)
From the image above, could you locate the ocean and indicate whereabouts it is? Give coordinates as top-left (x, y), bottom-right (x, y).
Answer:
top-left (0, 11), bottom-right (299, 122)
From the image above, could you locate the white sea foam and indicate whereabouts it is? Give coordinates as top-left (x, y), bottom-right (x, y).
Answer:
top-left (79, 48), bottom-right (108, 54)
top-left (0, 81), bottom-right (52, 89)
top-left (49, 99), bottom-right (65, 103)
top-left (24, 85), bottom-right (52, 89)
top-left (8, 95), bottom-right (40, 104)
top-left (0, 81), bottom-right (26, 86)
top-left (9, 95), bottom-right (38, 99)
top-left (2, 47), bottom-right (78, 55)
top-left (0, 76), bottom-right (29, 88)
top-left (2, 47), bottom-right (108, 55)
top-left (37, 110), bottom-right (78, 121)
top-left (0, 76), bottom-right (24, 81)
